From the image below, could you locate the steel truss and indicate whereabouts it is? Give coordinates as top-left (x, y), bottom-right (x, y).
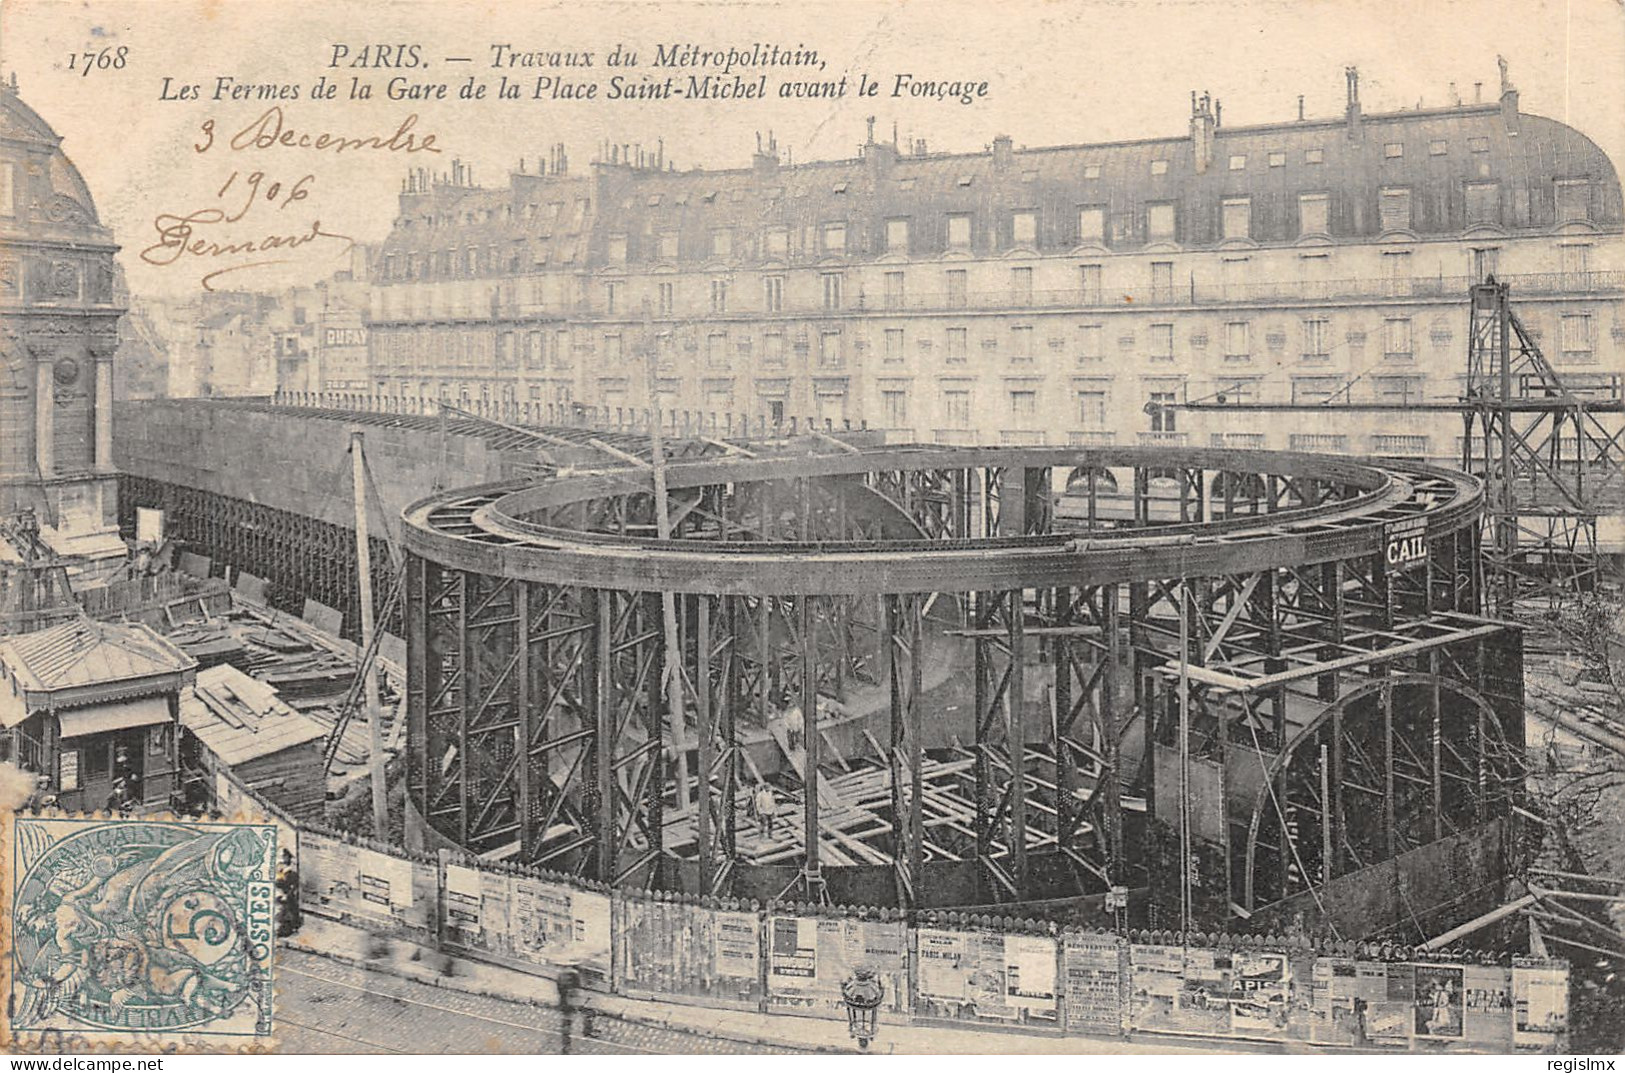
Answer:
top-left (398, 443), bottom-right (1514, 927)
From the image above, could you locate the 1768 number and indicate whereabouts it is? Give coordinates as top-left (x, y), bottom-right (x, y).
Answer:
top-left (65, 46), bottom-right (128, 76)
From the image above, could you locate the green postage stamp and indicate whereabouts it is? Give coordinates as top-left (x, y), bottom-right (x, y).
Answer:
top-left (6, 815), bottom-right (277, 1050)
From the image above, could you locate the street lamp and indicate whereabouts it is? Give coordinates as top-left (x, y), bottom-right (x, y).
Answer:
top-left (840, 966), bottom-right (884, 1052)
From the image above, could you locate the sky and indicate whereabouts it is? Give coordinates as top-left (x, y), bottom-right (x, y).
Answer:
top-left (3, 0), bottom-right (1622, 298)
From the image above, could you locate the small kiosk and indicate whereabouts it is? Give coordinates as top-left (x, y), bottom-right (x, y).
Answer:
top-left (0, 619), bottom-right (197, 812)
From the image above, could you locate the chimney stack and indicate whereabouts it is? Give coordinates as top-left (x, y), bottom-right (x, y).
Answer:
top-left (1344, 66), bottom-right (1363, 139)
top-left (992, 133), bottom-right (1014, 170)
top-left (1190, 91), bottom-right (1216, 172)
top-left (1497, 55), bottom-right (1520, 131)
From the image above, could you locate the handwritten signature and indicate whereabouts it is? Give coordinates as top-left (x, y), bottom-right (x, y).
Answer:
top-left (139, 209), bottom-right (356, 292)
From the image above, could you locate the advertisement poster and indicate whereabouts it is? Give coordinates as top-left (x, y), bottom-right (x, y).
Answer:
top-left (1062, 933), bottom-right (1124, 1036)
top-left (444, 862), bottom-right (484, 938)
top-left (1004, 935), bottom-right (1059, 1020)
top-left (1127, 944), bottom-right (1185, 1032)
top-left (1308, 958), bottom-right (1362, 1046)
top-left (1463, 964), bottom-right (1514, 1047)
top-left (1176, 948), bottom-right (1233, 1036)
top-left (766, 917), bottom-right (909, 1017)
top-left (1228, 951), bottom-right (1292, 1038)
top-left (1366, 963), bottom-right (1417, 1045)
top-left (915, 929), bottom-right (1017, 1022)
top-left (356, 844), bottom-right (415, 914)
top-left (714, 909), bottom-right (761, 980)
top-left (1512, 961), bottom-right (1570, 1047)
top-left (769, 915), bottom-right (819, 984)
top-left (1412, 964), bottom-right (1465, 1040)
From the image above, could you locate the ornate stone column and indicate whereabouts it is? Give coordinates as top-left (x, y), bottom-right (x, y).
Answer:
top-left (33, 351), bottom-right (53, 477)
top-left (92, 342), bottom-right (114, 472)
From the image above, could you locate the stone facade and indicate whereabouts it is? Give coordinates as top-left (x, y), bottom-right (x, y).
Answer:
top-left (364, 72), bottom-right (1623, 469)
top-left (0, 78), bottom-right (125, 570)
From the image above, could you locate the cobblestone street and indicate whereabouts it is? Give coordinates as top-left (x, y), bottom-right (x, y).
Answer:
top-left (275, 948), bottom-right (804, 1055)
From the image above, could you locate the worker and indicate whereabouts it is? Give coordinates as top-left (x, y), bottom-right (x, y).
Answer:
top-left (754, 781), bottom-right (780, 839)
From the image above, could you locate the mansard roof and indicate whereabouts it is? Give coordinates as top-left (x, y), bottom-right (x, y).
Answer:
top-left (371, 96), bottom-right (1623, 281)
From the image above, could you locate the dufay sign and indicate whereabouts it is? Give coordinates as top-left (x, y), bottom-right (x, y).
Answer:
top-left (1384, 518), bottom-right (1428, 570)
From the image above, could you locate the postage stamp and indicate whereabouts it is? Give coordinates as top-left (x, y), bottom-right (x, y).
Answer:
top-left (5, 815), bottom-right (277, 1049)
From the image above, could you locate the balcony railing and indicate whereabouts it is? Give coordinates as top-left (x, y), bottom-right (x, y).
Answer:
top-left (1138, 431), bottom-right (1190, 446)
top-left (372, 270), bottom-right (1624, 325)
top-left (1211, 432), bottom-right (1267, 448)
top-left (1069, 430), bottom-right (1116, 446)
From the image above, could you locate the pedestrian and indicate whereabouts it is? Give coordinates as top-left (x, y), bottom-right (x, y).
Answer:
top-left (754, 781), bottom-right (780, 840)
top-left (557, 965), bottom-right (582, 1054)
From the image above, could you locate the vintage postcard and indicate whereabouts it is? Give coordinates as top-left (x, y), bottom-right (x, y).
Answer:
top-left (0, 0), bottom-right (1621, 1059)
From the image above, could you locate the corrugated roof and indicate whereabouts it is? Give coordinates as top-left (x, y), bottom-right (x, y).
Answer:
top-left (0, 620), bottom-right (195, 694)
top-left (179, 664), bottom-right (327, 767)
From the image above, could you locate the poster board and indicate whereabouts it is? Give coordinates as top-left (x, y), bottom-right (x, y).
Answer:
top-left (766, 915), bottom-right (910, 1018)
top-left (616, 898), bottom-right (763, 1009)
top-left (1061, 932), bottom-right (1125, 1036)
top-left (915, 928), bottom-right (1058, 1027)
top-left (1512, 960), bottom-right (1569, 1049)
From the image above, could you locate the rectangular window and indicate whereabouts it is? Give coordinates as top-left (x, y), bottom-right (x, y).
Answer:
top-left (1083, 163), bottom-right (1101, 179)
top-left (1011, 267), bottom-right (1034, 304)
top-left (707, 331), bottom-right (729, 369)
top-left (763, 275), bottom-right (783, 312)
top-left (607, 234), bottom-right (628, 263)
top-left (1224, 321), bottom-right (1250, 362)
top-left (1305, 147), bottom-right (1324, 164)
top-left (1383, 250), bottom-right (1413, 295)
top-left (884, 271), bottom-right (906, 308)
top-left (604, 281), bottom-right (620, 315)
top-left (710, 278), bottom-right (728, 313)
top-left (1012, 210), bottom-right (1037, 245)
top-left (0, 162), bottom-right (13, 218)
top-left (1228, 154), bottom-right (1247, 171)
top-left (659, 230), bottom-right (680, 260)
top-left (1561, 313), bottom-right (1594, 361)
top-left (1221, 197), bottom-right (1251, 240)
top-left (1465, 182), bottom-right (1501, 225)
top-left (947, 214), bottom-right (972, 250)
top-left (1379, 188), bottom-right (1412, 231)
top-left (1009, 390), bottom-right (1038, 419)
top-left (711, 229), bottom-right (733, 258)
top-left (1561, 244), bottom-right (1591, 279)
top-left (658, 281), bottom-right (674, 315)
top-left (1268, 151), bottom-right (1286, 168)
top-left (819, 330), bottom-right (843, 367)
top-left (1471, 247), bottom-right (1500, 281)
top-left (1080, 264), bottom-right (1103, 304)
top-left (945, 327), bottom-right (968, 364)
top-left (882, 389), bottom-right (909, 427)
top-left (1077, 390), bottom-right (1108, 428)
top-left (1299, 193), bottom-right (1329, 236)
top-left (886, 218), bottom-right (910, 253)
top-left (1078, 206), bottom-right (1105, 244)
top-left (764, 227), bottom-right (789, 257)
top-left (763, 331), bottom-right (786, 365)
top-left (946, 269), bottom-right (968, 308)
top-left (604, 333), bottom-right (623, 364)
top-left (1150, 323), bottom-right (1174, 362)
top-left (1150, 159), bottom-right (1169, 175)
top-left (1556, 180), bottom-right (1592, 222)
top-left (1302, 317), bottom-right (1330, 360)
top-left (1384, 316), bottom-right (1413, 360)
top-left (943, 390), bottom-right (972, 428)
top-left (1151, 261), bottom-right (1174, 302)
top-left (1010, 325), bottom-right (1034, 363)
top-left (883, 328), bottom-right (907, 364)
top-left (821, 272), bottom-right (843, 310)
top-left (1078, 324), bottom-right (1103, 363)
top-left (1384, 142), bottom-right (1404, 159)
top-left (1147, 203), bottom-right (1176, 241)
top-left (1292, 377), bottom-right (1339, 405)
top-left (1430, 139), bottom-right (1449, 156)
top-left (822, 222), bottom-right (847, 255)
top-left (1148, 391), bottom-right (1178, 433)
top-left (1468, 136), bottom-right (1490, 153)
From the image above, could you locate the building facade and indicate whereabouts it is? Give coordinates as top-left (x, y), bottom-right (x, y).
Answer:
top-left (364, 70), bottom-right (1622, 468)
top-left (0, 79), bottom-right (126, 569)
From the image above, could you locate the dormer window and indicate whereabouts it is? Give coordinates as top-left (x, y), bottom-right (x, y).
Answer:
top-left (1150, 160), bottom-right (1169, 176)
top-left (1012, 211), bottom-right (1037, 246)
top-left (1304, 148), bottom-right (1324, 164)
top-left (1083, 164), bottom-right (1102, 179)
top-left (1268, 151), bottom-right (1286, 168)
top-left (1384, 142), bottom-right (1404, 159)
top-left (1228, 154), bottom-right (1247, 171)
top-left (1556, 179), bottom-right (1591, 222)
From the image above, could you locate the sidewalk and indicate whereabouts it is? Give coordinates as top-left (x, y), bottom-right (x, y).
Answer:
top-left (284, 915), bottom-right (1274, 1055)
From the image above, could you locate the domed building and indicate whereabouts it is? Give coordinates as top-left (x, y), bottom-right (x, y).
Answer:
top-left (0, 76), bottom-right (127, 577)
